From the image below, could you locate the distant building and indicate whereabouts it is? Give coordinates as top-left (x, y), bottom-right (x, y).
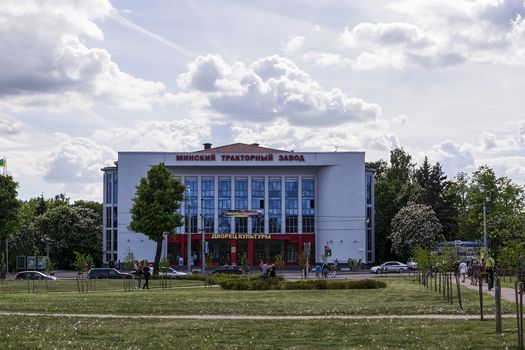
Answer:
top-left (102, 143), bottom-right (375, 267)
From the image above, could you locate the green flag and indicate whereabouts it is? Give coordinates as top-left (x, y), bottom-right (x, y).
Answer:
top-left (0, 159), bottom-right (4, 167)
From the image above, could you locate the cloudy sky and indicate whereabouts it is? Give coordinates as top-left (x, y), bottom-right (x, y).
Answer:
top-left (2, 0), bottom-right (525, 201)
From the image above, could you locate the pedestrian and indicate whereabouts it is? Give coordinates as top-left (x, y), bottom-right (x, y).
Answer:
top-left (315, 264), bottom-right (321, 278)
top-left (134, 263), bottom-right (142, 289)
top-left (178, 256), bottom-right (184, 268)
top-left (331, 264), bottom-right (337, 278)
top-left (322, 263), bottom-right (329, 279)
top-left (193, 253), bottom-right (198, 266)
top-left (485, 255), bottom-right (495, 291)
top-left (459, 261), bottom-right (467, 283)
top-left (109, 260), bottom-right (114, 268)
top-left (142, 265), bottom-right (150, 289)
top-left (471, 260), bottom-right (480, 286)
top-left (269, 264), bottom-right (276, 278)
top-left (262, 262), bottom-right (269, 280)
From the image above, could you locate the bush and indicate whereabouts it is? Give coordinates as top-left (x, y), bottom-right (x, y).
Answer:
top-left (219, 278), bottom-right (386, 291)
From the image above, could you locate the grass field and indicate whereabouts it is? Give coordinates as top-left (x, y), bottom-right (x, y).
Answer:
top-left (0, 316), bottom-right (520, 350)
top-left (0, 278), bottom-right (521, 349)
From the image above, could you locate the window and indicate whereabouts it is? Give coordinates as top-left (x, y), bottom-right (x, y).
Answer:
top-left (285, 216), bottom-right (298, 233)
top-left (252, 217), bottom-right (264, 233)
top-left (185, 178), bottom-right (198, 233)
top-left (218, 177), bottom-right (231, 233)
top-left (202, 178), bottom-right (215, 198)
top-left (113, 173), bottom-right (118, 204)
top-left (251, 178), bottom-right (264, 198)
top-left (302, 178), bottom-right (315, 233)
top-left (105, 174), bottom-right (112, 203)
top-left (235, 178), bottom-right (248, 198)
top-left (106, 229), bottom-right (112, 251)
top-left (269, 216), bottom-right (281, 233)
top-left (113, 229), bottom-right (118, 251)
top-left (251, 178), bottom-right (265, 233)
top-left (303, 216), bottom-right (315, 233)
top-left (268, 178), bottom-right (281, 198)
top-left (113, 206), bottom-right (118, 228)
top-left (302, 178), bottom-right (315, 198)
top-left (235, 217), bottom-right (247, 233)
top-left (366, 174), bottom-right (372, 205)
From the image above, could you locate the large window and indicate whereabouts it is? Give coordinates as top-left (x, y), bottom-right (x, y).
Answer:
top-left (251, 178), bottom-right (265, 233)
top-left (302, 178), bottom-right (315, 233)
top-left (269, 178), bottom-right (282, 233)
top-left (113, 173), bottom-right (118, 204)
top-left (366, 174), bottom-right (372, 205)
top-left (185, 178), bottom-right (198, 233)
top-left (202, 177), bottom-right (214, 233)
top-left (235, 178), bottom-right (248, 233)
top-left (285, 178), bottom-right (298, 233)
top-left (105, 173), bottom-right (112, 203)
top-left (218, 177), bottom-right (231, 233)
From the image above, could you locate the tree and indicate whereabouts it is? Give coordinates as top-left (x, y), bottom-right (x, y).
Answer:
top-left (0, 175), bottom-right (20, 278)
top-left (373, 149), bottom-right (420, 262)
top-left (390, 202), bottom-right (443, 259)
top-left (36, 205), bottom-right (101, 269)
top-left (129, 163), bottom-right (185, 274)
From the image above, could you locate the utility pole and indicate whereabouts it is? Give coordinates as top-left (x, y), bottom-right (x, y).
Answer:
top-left (483, 198), bottom-right (488, 256)
top-left (201, 198), bottom-right (205, 274)
top-left (186, 187), bottom-right (192, 274)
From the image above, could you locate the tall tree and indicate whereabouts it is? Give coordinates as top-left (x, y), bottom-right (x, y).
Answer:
top-left (0, 175), bottom-right (21, 277)
top-left (129, 163), bottom-right (185, 273)
top-left (374, 148), bottom-right (419, 262)
top-left (390, 202), bottom-right (442, 260)
top-left (415, 158), bottom-right (458, 240)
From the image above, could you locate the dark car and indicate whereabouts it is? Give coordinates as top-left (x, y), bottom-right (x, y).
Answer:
top-left (210, 265), bottom-right (243, 274)
top-left (88, 268), bottom-right (133, 279)
top-left (15, 271), bottom-right (58, 280)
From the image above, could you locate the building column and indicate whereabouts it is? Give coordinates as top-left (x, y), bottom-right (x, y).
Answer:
top-left (230, 239), bottom-right (237, 265)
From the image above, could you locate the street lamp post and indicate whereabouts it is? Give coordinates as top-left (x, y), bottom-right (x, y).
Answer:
top-left (483, 197), bottom-right (488, 256)
top-left (186, 187), bottom-right (192, 274)
top-left (201, 198), bottom-right (205, 274)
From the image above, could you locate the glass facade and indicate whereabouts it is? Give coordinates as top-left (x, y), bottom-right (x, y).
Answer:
top-left (218, 177), bottom-right (231, 233)
top-left (202, 177), bottom-right (214, 233)
top-left (302, 178), bottom-right (315, 233)
top-left (268, 178), bottom-right (281, 233)
top-left (285, 178), bottom-right (298, 233)
top-left (185, 178), bottom-right (198, 233)
top-left (251, 178), bottom-right (265, 233)
top-left (235, 178), bottom-right (248, 233)
top-left (103, 170), bottom-right (118, 264)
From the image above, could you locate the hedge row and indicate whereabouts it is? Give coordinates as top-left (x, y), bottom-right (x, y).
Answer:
top-left (218, 278), bottom-right (386, 290)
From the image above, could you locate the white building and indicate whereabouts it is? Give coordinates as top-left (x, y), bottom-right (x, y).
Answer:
top-left (102, 143), bottom-right (375, 267)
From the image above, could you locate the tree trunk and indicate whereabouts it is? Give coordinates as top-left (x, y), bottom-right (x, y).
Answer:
top-left (154, 235), bottom-right (164, 276)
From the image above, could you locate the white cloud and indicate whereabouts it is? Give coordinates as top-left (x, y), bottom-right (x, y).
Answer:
top-left (231, 119), bottom-right (398, 152)
top-left (0, 114), bottom-right (23, 135)
top-left (283, 35), bottom-right (305, 54)
top-left (93, 119), bottom-right (212, 152)
top-left (427, 140), bottom-right (476, 175)
top-left (479, 131), bottom-right (520, 152)
top-left (44, 137), bottom-right (116, 183)
top-left (303, 52), bottom-right (353, 68)
top-left (0, 0), bottom-right (172, 112)
top-left (177, 54), bottom-right (382, 126)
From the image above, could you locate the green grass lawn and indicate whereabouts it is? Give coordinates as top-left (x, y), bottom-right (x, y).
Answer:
top-left (0, 316), bottom-right (520, 349)
top-left (0, 278), bottom-right (521, 349)
top-left (0, 278), bottom-right (515, 316)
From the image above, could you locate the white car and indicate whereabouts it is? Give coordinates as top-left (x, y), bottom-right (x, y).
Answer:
top-left (370, 261), bottom-right (408, 274)
top-left (158, 267), bottom-right (189, 277)
top-left (407, 258), bottom-right (418, 270)
top-left (15, 271), bottom-right (58, 280)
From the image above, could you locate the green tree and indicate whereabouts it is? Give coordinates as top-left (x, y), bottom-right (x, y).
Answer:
top-left (373, 149), bottom-right (419, 262)
top-left (36, 205), bottom-right (101, 269)
top-left (129, 163), bottom-right (185, 274)
top-left (390, 202), bottom-right (443, 260)
top-left (0, 175), bottom-right (20, 278)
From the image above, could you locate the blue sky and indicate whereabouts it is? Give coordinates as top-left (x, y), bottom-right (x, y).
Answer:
top-left (1, 0), bottom-right (524, 200)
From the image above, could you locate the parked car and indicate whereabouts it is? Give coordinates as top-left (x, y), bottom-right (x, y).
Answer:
top-left (15, 271), bottom-right (57, 281)
top-left (370, 261), bottom-right (407, 274)
top-left (88, 268), bottom-right (133, 279)
top-left (407, 258), bottom-right (418, 270)
top-left (210, 265), bottom-right (243, 275)
top-left (158, 267), bottom-right (189, 277)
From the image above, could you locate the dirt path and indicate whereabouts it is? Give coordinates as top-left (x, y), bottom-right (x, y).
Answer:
top-left (459, 277), bottom-right (518, 302)
top-left (0, 311), bottom-right (516, 320)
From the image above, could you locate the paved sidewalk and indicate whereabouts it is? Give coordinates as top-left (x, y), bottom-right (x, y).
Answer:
top-left (459, 277), bottom-right (518, 302)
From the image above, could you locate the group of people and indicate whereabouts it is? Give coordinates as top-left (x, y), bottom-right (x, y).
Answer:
top-left (133, 262), bottom-right (152, 290)
top-left (315, 262), bottom-right (337, 279)
top-left (458, 255), bottom-right (496, 290)
top-left (259, 261), bottom-right (276, 280)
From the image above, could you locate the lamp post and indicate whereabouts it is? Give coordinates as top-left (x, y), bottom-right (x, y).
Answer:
top-left (200, 198), bottom-right (205, 274)
top-left (186, 187), bottom-right (192, 274)
top-left (483, 197), bottom-right (488, 256)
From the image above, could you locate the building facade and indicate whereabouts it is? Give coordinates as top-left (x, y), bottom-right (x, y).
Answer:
top-left (102, 143), bottom-right (375, 267)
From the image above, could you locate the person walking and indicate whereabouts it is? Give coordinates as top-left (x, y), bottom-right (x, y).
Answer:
top-left (315, 264), bottom-right (321, 278)
top-left (134, 262), bottom-right (142, 289)
top-left (142, 265), bottom-right (150, 289)
top-left (485, 255), bottom-right (495, 291)
top-left (471, 260), bottom-right (480, 286)
top-left (459, 261), bottom-right (467, 283)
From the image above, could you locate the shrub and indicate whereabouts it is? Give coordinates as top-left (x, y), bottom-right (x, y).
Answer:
top-left (219, 278), bottom-right (386, 291)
